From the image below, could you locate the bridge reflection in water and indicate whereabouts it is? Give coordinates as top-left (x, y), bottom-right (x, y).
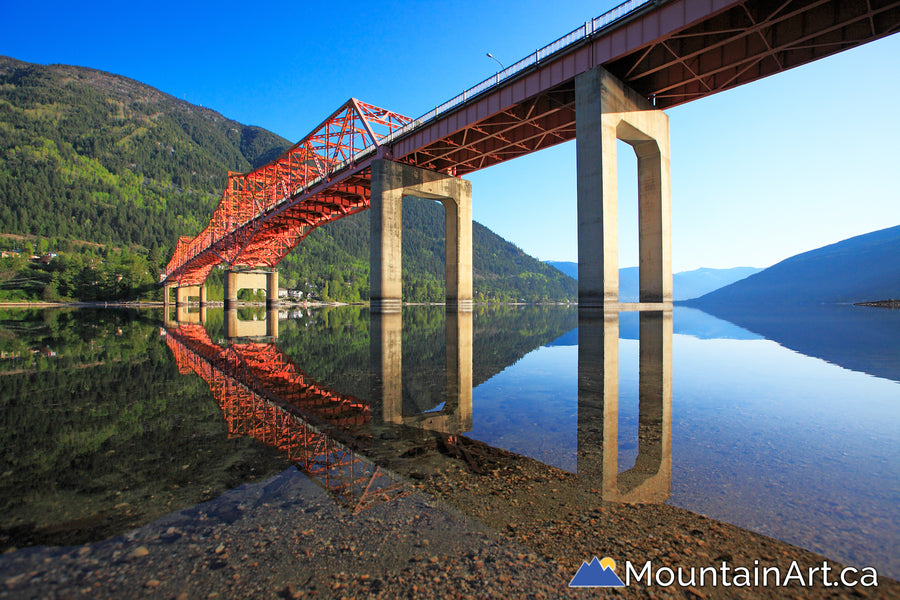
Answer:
top-left (164, 315), bottom-right (400, 515)
top-left (164, 306), bottom-right (671, 514)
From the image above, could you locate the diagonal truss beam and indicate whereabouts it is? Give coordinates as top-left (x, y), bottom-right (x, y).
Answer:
top-left (165, 99), bottom-right (411, 284)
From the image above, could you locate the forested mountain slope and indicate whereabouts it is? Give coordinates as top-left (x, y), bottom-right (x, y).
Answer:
top-left (0, 57), bottom-right (574, 302)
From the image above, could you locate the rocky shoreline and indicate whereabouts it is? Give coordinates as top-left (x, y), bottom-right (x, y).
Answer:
top-left (2, 445), bottom-right (897, 600)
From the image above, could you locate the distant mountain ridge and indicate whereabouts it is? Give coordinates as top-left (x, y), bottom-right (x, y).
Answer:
top-left (544, 262), bottom-right (760, 300)
top-left (688, 225), bottom-right (900, 306)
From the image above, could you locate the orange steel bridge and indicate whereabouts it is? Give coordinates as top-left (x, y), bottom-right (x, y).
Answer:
top-left (164, 0), bottom-right (900, 288)
top-left (165, 323), bottom-right (408, 514)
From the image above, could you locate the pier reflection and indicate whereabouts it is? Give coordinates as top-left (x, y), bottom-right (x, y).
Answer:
top-left (165, 306), bottom-right (278, 338)
top-left (369, 310), bottom-right (473, 433)
top-left (578, 309), bottom-right (672, 503)
top-left (164, 305), bottom-right (672, 517)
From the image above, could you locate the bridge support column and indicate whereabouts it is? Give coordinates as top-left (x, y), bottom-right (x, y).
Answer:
top-left (370, 160), bottom-right (472, 313)
top-left (224, 270), bottom-right (238, 309)
top-left (224, 269), bottom-right (273, 308)
top-left (163, 283), bottom-right (175, 309)
top-left (266, 269), bottom-right (278, 309)
top-left (176, 285), bottom-right (200, 305)
top-left (575, 65), bottom-right (671, 306)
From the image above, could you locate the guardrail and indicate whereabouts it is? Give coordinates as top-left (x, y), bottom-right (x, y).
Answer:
top-left (382, 0), bottom-right (652, 146)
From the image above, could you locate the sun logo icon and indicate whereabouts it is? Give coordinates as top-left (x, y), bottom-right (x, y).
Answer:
top-left (569, 556), bottom-right (627, 587)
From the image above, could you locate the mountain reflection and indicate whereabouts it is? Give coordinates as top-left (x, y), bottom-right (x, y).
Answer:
top-left (688, 303), bottom-right (900, 383)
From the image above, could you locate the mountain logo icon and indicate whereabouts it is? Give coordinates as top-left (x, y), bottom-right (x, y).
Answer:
top-left (568, 556), bottom-right (626, 587)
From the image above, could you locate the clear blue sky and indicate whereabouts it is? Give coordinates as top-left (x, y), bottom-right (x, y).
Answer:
top-left (3, 0), bottom-right (898, 271)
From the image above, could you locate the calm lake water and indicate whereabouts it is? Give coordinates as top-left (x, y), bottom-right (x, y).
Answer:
top-left (1, 303), bottom-right (898, 581)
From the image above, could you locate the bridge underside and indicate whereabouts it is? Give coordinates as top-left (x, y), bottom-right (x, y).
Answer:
top-left (611, 0), bottom-right (900, 109)
top-left (393, 0), bottom-right (899, 175)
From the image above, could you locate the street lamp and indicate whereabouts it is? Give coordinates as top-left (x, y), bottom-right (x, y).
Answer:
top-left (486, 52), bottom-right (504, 71)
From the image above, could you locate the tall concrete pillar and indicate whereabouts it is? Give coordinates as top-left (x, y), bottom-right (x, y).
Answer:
top-left (441, 194), bottom-right (473, 312)
top-left (224, 270), bottom-right (238, 309)
top-left (575, 65), bottom-right (671, 306)
top-left (163, 283), bottom-right (175, 308)
top-left (370, 160), bottom-right (472, 313)
top-left (266, 269), bottom-right (278, 309)
top-left (577, 308), bottom-right (672, 503)
top-left (370, 310), bottom-right (403, 424)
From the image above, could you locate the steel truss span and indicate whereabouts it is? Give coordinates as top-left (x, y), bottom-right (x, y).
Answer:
top-left (164, 0), bottom-right (899, 286)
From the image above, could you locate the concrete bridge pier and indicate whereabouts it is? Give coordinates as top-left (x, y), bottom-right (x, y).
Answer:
top-left (575, 65), bottom-right (672, 306)
top-left (576, 308), bottom-right (672, 503)
top-left (175, 285), bottom-right (202, 305)
top-left (163, 283), bottom-right (175, 309)
top-left (266, 270), bottom-right (278, 309)
top-left (224, 269), bottom-right (278, 309)
top-left (370, 159), bottom-right (472, 313)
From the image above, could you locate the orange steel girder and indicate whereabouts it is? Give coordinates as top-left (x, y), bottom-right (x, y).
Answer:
top-left (165, 99), bottom-right (411, 286)
top-left (604, 0), bottom-right (900, 109)
top-left (398, 86), bottom-right (577, 176)
top-left (164, 324), bottom-right (408, 514)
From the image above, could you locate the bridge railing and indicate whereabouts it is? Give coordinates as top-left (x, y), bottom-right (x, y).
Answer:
top-left (382, 0), bottom-right (652, 146)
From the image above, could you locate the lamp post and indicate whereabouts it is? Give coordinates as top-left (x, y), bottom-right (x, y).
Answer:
top-left (486, 52), bottom-right (504, 71)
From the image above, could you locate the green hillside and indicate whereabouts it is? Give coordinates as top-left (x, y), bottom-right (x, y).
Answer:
top-left (0, 56), bottom-right (291, 249)
top-left (0, 56), bottom-right (574, 303)
top-left (279, 199), bottom-right (576, 303)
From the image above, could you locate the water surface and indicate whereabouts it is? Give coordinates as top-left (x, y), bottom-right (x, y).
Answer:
top-left (1, 303), bottom-right (897, 581)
